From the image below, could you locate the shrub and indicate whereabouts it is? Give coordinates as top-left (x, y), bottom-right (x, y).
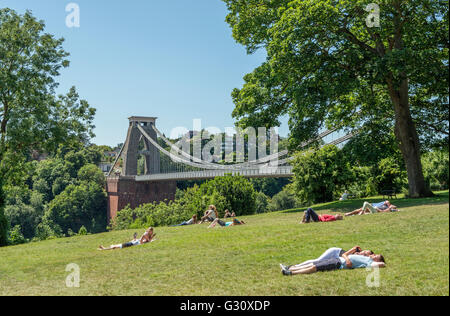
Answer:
top-left (347, 166), bottom-right (377, 198)
top-left (8, 225), bottom-right (27, 245)
top-left (44, 182), bottom-right (107, 235)
top-left (292, 145), bottom-right (355, 204)
top-left (77, 164), bottom-right (105, 187)
top-left (268, 187), bottom-right (297, 212)
top-left (255, 192), bottom-right (270, 213)
top-left (0, 206), bottom-right (8, 247)
top-left (0, 182), bottom-right (9, 246)
top-left (35, 221), bottom-right (62, 241)
top-left (374, 157), bottom-right (407, 193)
top-left (197, 175), bottom-right (256, 216)
top-left (422, 150), bottom-right (449, 190)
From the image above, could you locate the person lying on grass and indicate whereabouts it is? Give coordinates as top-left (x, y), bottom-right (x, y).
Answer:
top-left (199, 205), bottom-right (219, 224)
top-left (282, 246), bottom-right (374, 271)
top-left (98, 227), bottom-right (156, 251)
top-left (208, 218), bottom-right (245, 228)
top-left (280, 246), bottom-right (386, 276)
top-left (172, 214), bottom-right (198, 226)
top-left (301, 208), bottom-right (344, 224)
top-left (345, 201), bottom-right (399, 217)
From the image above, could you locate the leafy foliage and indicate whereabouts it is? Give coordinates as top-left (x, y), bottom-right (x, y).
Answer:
top-left (0, 9), bottom-right (98, 246)
top-left (255, 191), bottom-right (270, 213)
top-left (44, 182), bottom-right (107, 235)
top-left (112, 176), bottom-right (257, 230)
top-left (223, 0), bottom-right (448, 197)
top-left (111, 201), bottom-right (193, 230)
top-left (197, 175), bottom-right (257, 216)
top-left (292, 145), bottom-right (355, 204)
top-left (268, 186), bottom-right (298, 212)
top-left (374, 157), bottom-right (408, 193)
top-left (250, 178), bottom-right (291, 197)
top-left (422, 150), bottom-right (449, 190)
top-left (0, 202), bottom-right (7, 247)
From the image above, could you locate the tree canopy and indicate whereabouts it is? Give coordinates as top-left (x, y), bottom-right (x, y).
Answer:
top-left (223, 0), bottom-right (448, 197)
top-left (0, 9), bottom-right (96, 245)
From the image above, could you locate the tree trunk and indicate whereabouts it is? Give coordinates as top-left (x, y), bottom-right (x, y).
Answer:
top-left (387, 77), bottom-right (433, 198)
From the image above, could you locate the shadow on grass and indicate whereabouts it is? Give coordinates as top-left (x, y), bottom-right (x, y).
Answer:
top-left (282, 191), bottom-right (449, 214)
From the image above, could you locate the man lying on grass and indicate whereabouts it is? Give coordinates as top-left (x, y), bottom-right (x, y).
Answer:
top-left (345, 201), bottom-right (399, 217)
top-left (301, 208), bottom-right (344, 224)
top-left (98, 227), bottom-right (156, 251)
top-left (280, 246), bottom-right (386, 276)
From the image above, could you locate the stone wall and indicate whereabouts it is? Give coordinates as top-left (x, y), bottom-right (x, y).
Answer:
top-left (106, 176), bottom-right (176, 223)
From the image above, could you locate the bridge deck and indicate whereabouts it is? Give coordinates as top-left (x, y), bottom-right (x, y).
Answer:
top-left (134, 166), bottom-right (293, 182)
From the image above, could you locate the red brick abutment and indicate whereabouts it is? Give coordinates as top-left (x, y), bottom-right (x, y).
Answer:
top-left (106, 176), bottom-right (177, 223)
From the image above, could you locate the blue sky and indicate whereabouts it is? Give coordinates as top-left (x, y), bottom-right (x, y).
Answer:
top-left (2, 0), bottom-right (290, 146)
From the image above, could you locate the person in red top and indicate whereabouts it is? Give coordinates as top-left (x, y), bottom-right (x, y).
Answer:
top-left (301, 208), bottom-right (344, 224)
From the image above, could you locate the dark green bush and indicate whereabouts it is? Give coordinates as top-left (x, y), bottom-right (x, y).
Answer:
top-left (8, 225), bottom-right (27, 245)
top-left (0, 206), bottom-right (8, 247)
top-left (112, 175), bottom-right (257, 230)
top-left (292, 145), bottom-right (354, 204)
top-left (268, 187), bottom-right (297, 212)
top-left (374, 157), bottom-right (407, 193)
top-left (198, 175), bottom-right (256, 216)
top-left (44, 182), bottom-right (107, 235)
top-left (255, 191), bottom-right (270, 213)
top-left (111, 200), bottom-right (193, 230)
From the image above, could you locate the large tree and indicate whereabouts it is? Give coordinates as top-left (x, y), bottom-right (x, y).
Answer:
top-left (224, 0), bottom-right (448, 197)
top-left (0, 9), bottom-right (95, 245)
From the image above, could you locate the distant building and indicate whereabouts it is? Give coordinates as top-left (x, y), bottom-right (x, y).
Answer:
top-left (104, 151), bottom-right (117, 158)
top-left (99, 162), bottom-right (113, 173)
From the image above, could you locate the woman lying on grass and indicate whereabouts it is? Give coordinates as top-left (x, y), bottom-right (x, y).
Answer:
top-left (280, 246), bottom-right (386, 276)
top-left (345, 201), bottom-right (399, 217)
top-left (98, 227), bottom-right (156, 251)
top-left (208, 218), bottom-right (245, 228)
top-left (301, 208), bottom-right (344, 224)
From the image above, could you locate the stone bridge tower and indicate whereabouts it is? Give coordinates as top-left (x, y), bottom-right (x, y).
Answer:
top-left (122, 116), bottom-right (161, 176)
top-left (106, 116), bottom-right (176, 223)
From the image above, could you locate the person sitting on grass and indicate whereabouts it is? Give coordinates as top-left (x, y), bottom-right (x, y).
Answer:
top-left (224, 210), bottom-right (236, 218)
top-left (208, 218), bottom-right (246, 228)
top-left (345, 201), bottom-right (399, 217)
top-left (199, 205), bottom-right (219, 224)
top-left (301, 208), bottom-right (344, 224)
top-left (340, 191), bottom-right (350, 201)
top-left (280, 246), bottom-right (386, 276)
top-left (98, 227), bottom-right (156, 251)
top-left (172, 214), bottom-right (198, 226)
top-left (282, 246), bottom-right (374, 271)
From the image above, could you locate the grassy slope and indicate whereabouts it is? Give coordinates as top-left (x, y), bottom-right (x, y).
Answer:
top-left (0, 192), bottom-right (448, 296)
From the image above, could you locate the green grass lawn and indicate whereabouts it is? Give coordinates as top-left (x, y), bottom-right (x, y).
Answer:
top-left (0, 192), bottom-right (448, 296)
